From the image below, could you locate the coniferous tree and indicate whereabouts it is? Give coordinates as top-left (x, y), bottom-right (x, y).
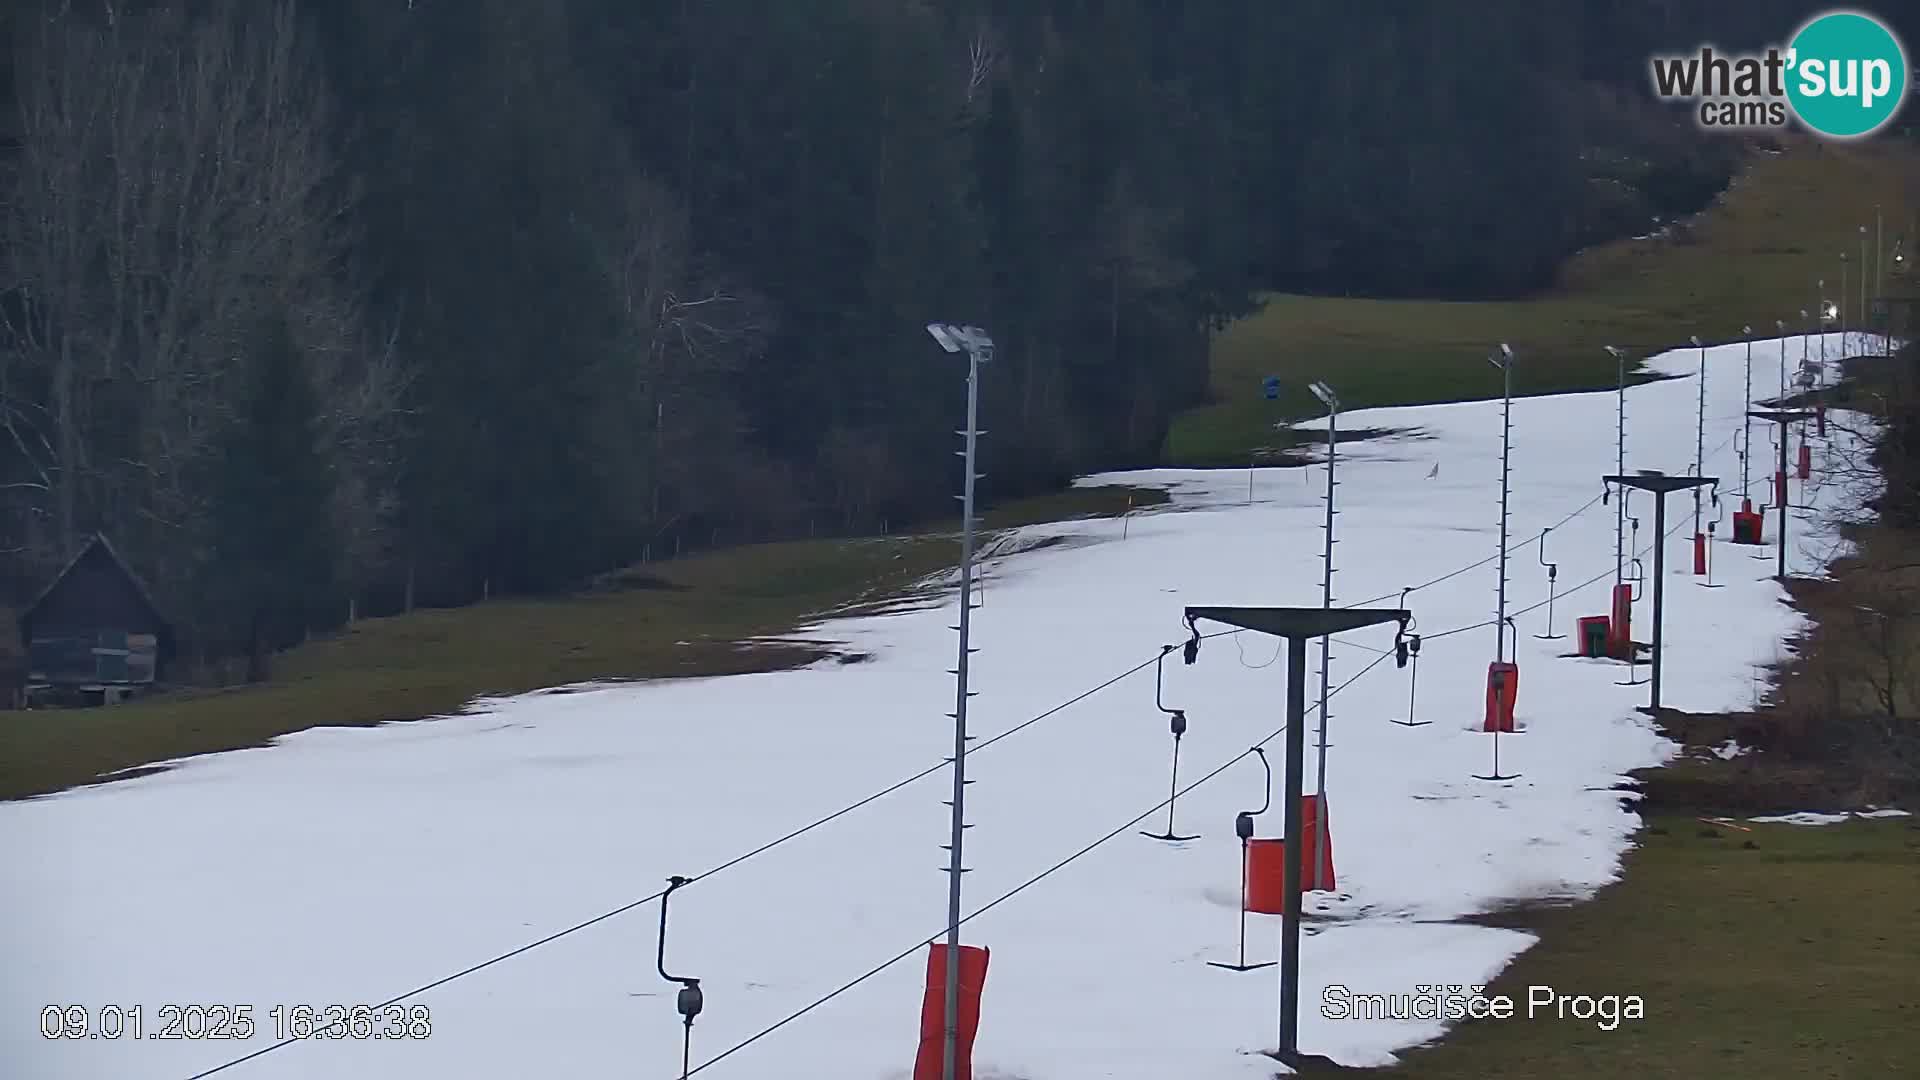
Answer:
top-left (206, 313), bottom-right (337, 681)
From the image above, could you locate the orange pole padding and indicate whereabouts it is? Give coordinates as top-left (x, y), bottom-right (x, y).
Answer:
top-left (914, 944), bottom-right (990, 1080)
top-left (1483, 661), bottom-right (1519, 733)
top-left (1243, 796), bottom-right (1336, 913)
top-left (1692, 532), bottom-right (1707, 575)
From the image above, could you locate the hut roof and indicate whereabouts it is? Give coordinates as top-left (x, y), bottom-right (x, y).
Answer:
top-left (19, 533), bottom-right (171, 638)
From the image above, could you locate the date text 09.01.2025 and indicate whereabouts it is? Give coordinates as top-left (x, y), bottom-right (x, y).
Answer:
top-left (39, 1004), bottom-right (433, 1041)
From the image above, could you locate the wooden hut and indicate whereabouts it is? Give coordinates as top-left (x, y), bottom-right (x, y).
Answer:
top-left (17, 534), bottom-right (172, 706)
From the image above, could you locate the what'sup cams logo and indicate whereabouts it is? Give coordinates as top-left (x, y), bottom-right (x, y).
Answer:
top-left (1650, 9), bottom-right (1908, 137)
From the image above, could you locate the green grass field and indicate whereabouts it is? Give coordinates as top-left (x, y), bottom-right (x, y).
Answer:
top-left (0, 484), bottom-right (1163, 800)
top-left (1377, 815), bottom-right (1920, 1079)
top-left (1171, 140), bottom-right (1920, 465)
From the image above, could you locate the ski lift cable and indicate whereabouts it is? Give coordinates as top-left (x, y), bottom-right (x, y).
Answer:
top-left (680, 647), bottom-right (1402, 1078)
top-left (1346, 424), bottom-right (1741, 610)
top-left (1235, 630), bottom-right (1286, 668)
top-left (1423, 489), bottom-right (1701, 643)
top-left (1343, 489), bottom-right (1605, 609)
top-left (176, 644), bottom-right (1179, 1080)
top-left (180, 407), bottom-right (1753, 1080)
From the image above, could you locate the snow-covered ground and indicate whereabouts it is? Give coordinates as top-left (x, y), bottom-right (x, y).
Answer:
top-left (3, 335), bottom-right (1873, 1079)
top-left (1750, 808), bottom-right (1911, 825)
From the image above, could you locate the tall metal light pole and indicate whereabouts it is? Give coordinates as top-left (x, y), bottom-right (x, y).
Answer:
top-left (1602, 471), bottom-right (1718, 712)
top-left (1775, 319), bottom-right (1788, 402)
top-left (1605, 346), bottom-right (1627, 583)
top-left (1874, 207), bottom-right (1884, 311)
top-left (1799, 309), bottom-right (1810, 393)
top-left (925, 321), bottom-right (991, 1080)
top-left (1873, 209), bottom-right (1884, 355)
top-left (1740, 328), bottom-right (1754, 505)
top-left (1841, 252), bottom-right (1850, 357)
top-left (1690, 335), bottom-right (1706, 538)
top-left (1183, 604), bottom-right (1412, 1067)
top-left (1489, 345), bottom-right (1514, 661)
top-left (1815, 283), bottom-right (1826, 382)
top-left (1819, 298), bottom-right (1836, 385)
top-left (1750, 409), bottom-right (1816, 583)
top-left (1308, 381), bottom-right (1339, 890)
top-left (1861, 224), bottom-right (1871, 346)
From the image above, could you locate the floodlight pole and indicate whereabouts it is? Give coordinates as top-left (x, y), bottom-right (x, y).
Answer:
top-left (1775, 320), bottom-right (1787, 403)
top-left (1801, 309), bottom-right (1811, 384)
top-left (1750, 410), bottom-right (1815, 583)
top-left (926, 322), bottom-right (992, 1080)
top-left (1861, 225), bottom-right (1870, 348)
top-left (1309, 382), bottom-right (1339, 864)
top-left (1491, 346), bottom-right (1514, 661)
top-left (1607, 346), bottom-right (1627, 584)
top-left (1841, 253), bottom-right (1850, 357)
top-left (1184, 605), bottom-right (1411, 1066)
top-left (1874, 208), bottom-right (1883, 319)
top-left (1691, 336), bottom-right (1706, 537)
top-left (1818, 279), bottom-right (1831, 381)
top-left (1740, 330), bottom-right (1753, 501)
top-left (1603, 472), bottom-right (1717, 712)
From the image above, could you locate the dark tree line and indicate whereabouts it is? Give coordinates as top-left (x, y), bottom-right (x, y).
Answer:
top-left (0, 0), bottom-right (1886, 677)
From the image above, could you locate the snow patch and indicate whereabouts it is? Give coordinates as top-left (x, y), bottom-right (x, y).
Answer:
top-left (0, 333), bottom-right (1873, 1079)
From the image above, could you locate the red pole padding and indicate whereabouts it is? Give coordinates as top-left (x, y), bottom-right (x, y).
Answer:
top-left (1797, 442), bottom-right (1812, 480)
top-left (1243, 796), bottom-right (1336, 913)
top-left (1816, 403), bottom-right (1827, 436)
top-left (1692, 532), bottom-right (1707, 575)
top-left (1302, 793), bottom-right (1334, 892)
top-left (1610, 583), bottom-right (1633, 657)
top-left (1483, 661), bottom-right (1519, 732)
top-left (914, 944), bottom-right (990, 1080)
top-left (1245, 839), bottom-right (1288, 914)
top-left (1775, 470), bottom-right (1788, 507)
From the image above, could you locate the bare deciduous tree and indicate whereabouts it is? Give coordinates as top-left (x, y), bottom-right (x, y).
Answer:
top-left (592, 172), bottom-right (773, 538)
top-left (0, 0), bottom-right (405, 629)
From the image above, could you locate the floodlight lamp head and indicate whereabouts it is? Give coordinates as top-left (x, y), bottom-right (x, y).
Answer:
top-left (1690, 335), bottom-right (1702, 347)
top-left (1604, 345), bottom-right (1623, 358)
top-left (958, 325), bottom-right (995, 357)
top-left (1308, 381), bottom-right (1338, 409)
top-left (926, 322), bottom-right (994, 358)
top-left (1743, 325), bottom-right (1752, 335)
top-left (925, 322), bottom-right (962, 353)
top-left (1488, 343), bottom-right (1513, 369)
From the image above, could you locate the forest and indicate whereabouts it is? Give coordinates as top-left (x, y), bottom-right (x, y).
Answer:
top-left (0, 0), bottom-right (1902, 672)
